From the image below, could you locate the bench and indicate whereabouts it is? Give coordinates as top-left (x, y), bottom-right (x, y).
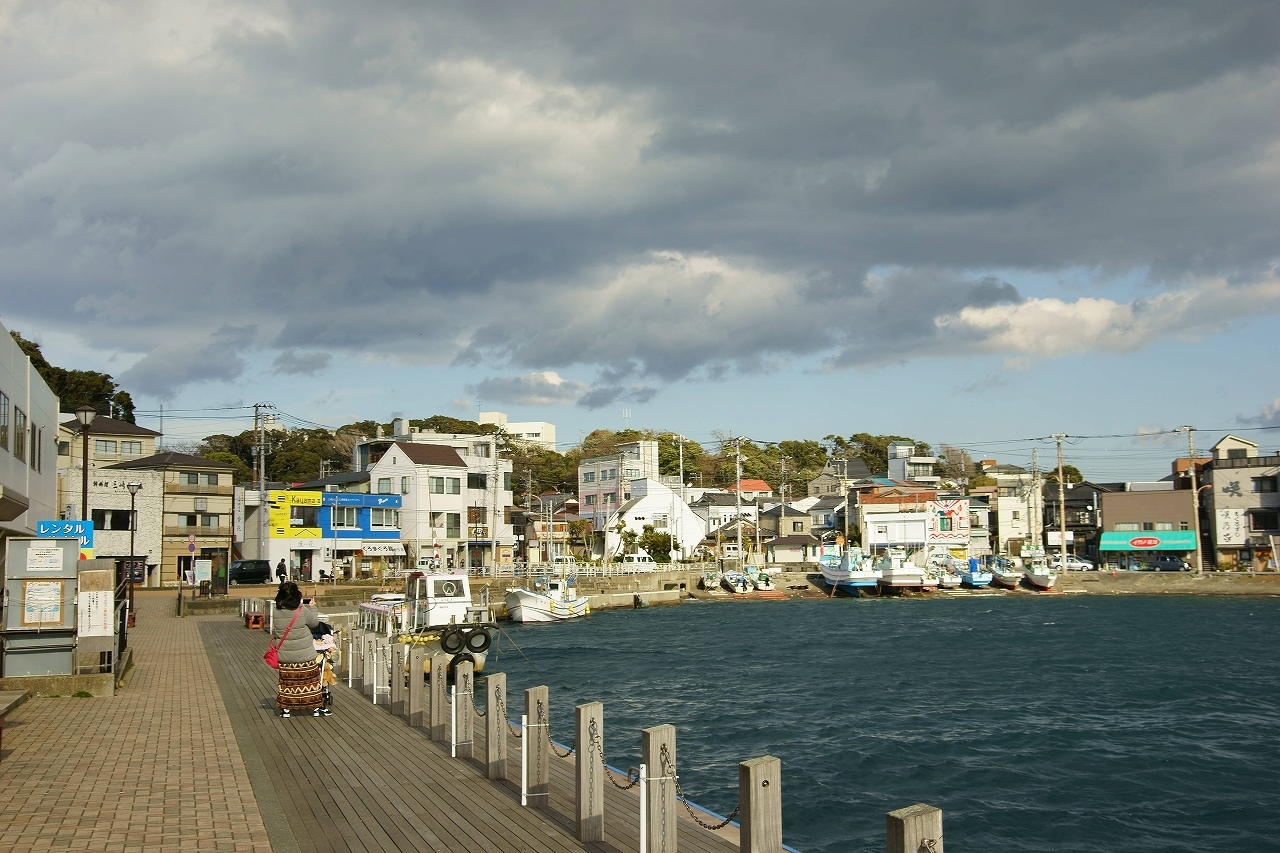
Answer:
top-left (0, 691), bottom-right (29, 756)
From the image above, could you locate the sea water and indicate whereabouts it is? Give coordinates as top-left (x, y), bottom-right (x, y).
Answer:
top-left (489, 595), bottom-right (1280, 852)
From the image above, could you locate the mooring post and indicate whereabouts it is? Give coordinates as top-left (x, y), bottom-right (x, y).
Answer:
top-left (739, 755), bottom-right (782, 853)
top-left (454, 660), bottom-right (475, 759)
top-left (486, 672), bottom-right (507, 780)
top-left (428, 654), bottom-right (448, 741)
top-left (362, 636), bottom-right (377, 699)
top-left (390, 642), bottom-right (407, 717)
top-left (642, 724), bottom-right (677, 853)
top-left (525, 685), bottom-right (550, 808)
top-left (350, 629), bottom-right (364, 691)
top-left (576, 701), bottom-right (604, 842)
top-left (407, 646), bottom-right (427, 728)
top-left (886, 803), bottom-right (943, 853)
top-left (374, 636), bottom-right (390, 704)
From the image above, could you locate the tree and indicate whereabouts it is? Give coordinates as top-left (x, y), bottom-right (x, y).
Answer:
top-left (638, 525), bottom-right (673, 563)
top-left (1045, 464), bottom-right (1084, 485)
top-left (823, 433), bottom-right (926, 476)
top-left (11, 331), bottom-right (136, 422)
top-left (203, 451), bottom-right (252, 483)
top-left (937, 444), bottom-right (976, 483)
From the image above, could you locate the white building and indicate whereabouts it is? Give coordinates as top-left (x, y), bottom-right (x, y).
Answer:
top-left (992, 468), bottom-right (1040, 555)
top-left (859, 509), bottom-right (929, 551)
top-left (0, 325), bottom-right (60, 543)
top-left (577, 439), bottom-right (660, 533)
top-left (599, 478), bottom-right (707, 560)
top-left (479, 411), bottom-right (557, 451)
top-left (886, 442), bottom-right (941, 486)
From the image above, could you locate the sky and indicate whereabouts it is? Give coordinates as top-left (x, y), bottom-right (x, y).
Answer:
top-left (4, 1), bottom-right (1279, 481)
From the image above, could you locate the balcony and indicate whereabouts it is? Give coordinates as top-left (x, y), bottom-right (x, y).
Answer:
top-left (165, 526), bottom-right (231, 538)
top-left (165, 482), bottom-right (234, 496)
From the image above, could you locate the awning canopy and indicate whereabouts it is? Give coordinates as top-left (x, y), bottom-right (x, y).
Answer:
top-left (1099, 531), bottom-right (1197, 551)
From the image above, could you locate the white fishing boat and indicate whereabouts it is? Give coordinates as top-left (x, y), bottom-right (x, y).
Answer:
top-left (820, 548), bottom-right (881, 595)
top-left (701, 570), bottom-right (723, 591)
top-left (722, 570), bottom-right (752, 594)
top-left (359, 570), bottom-right (498, 676)
top-left (1021, 547), bottom-right (1057, 590)
top-left (751, 571), bottom-right (776, 591)
top-left (505, 573), bottom-right (591, 624)
top-left (876, 547), bottom-right (926, 589)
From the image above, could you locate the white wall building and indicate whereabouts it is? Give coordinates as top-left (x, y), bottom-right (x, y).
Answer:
top-left (599, 478), bottom-right (707, 560)
top-left (859, 509), bottom-right (929, 551)
top-left (478, 411), bottom-right (557, 451)
top-left (887, 442), bottom-right (941, 486)
top-left (578, 440), bottom-right (660, 533)
top-left (993, 470), bottom-right (1040, 555)
top-left (0, 324), bottom-right (59, 544)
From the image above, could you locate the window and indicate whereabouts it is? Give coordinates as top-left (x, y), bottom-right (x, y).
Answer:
top-left (1250, 511), bottom-right (1278, 531)
top-left (1228, 448), bottom-right (1248, 459)
top-left (1154, 522), bottom-right (1174, 531)
top-left (185, 472), bottom-right (199, 485)
top-left (447, 477), bottom-right (460, 494)
top-left (503, 472), bottom-right (511, 491)
top-left (445, 513), bottom-right (461, 538)
top-left (180, 513), bottom-right (198, 527)
top-left (1180, 521), bottom-right (1190, 530)
top-left (430, 476), bottom-right (445, 494)
top-left (95, 439), bottom-right (117, 454)
top-left (200, 514), bottom-right (219, 528)
top-left (939, 516), bottom-right (952, 531)
top-left (401, 476), bottom-right (410, 494)
top-left (623, 467), bottom-right (640, 479)
top-left (603, 492), bottom-right (616, 504)
top-left (581, 471), bottom-right (596, 483)
top-left (13, 408), bottom-right (25, 462)
top-left (332, 507), bottom-right (358, 528)
top-left (792, 521), bottom-right (804, 532)
top-left (584, 494), bottom-right (597, 506)
top-left (1012, 511), bottom-right (1020, 520)
top-left (652, 514), bottom-right (668, 529)
top-left (289, 506), bottom-right (318, 527)
top-left (1251, 477), bottom-right (1277, 493)
top-left (32, 425), bottom-right (41, 471)
top-left (58, 441), bottom-right (70, 456)
top-left (467, 507), bottom-right (485, 524)
top-left (0, 391), bottom-right (7, 450)
top-left (91, 509), bottom-right (135, 531)
top-left (1142, 522), bottom-right (1155, 531)
top-left (876, 525), bottom-right (888, 535)
top-left (377, 478), bottom-right (392, 494)
top-left (121, 440), bottom-right (142, 455)
top-left (471, 442), bottom-right (491, 458)
top-left (202, 473), bottom-right (218, 486)
top-left (371, 508), bottom-right (399, 528)
top-left (1114, 522), bottom-right (1140, 531)
top-left (468, 473), bottom-right (487, 490)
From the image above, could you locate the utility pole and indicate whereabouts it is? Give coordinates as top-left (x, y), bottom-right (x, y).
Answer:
top-left (1052, 434), bottom-right (1068, 567)
top-left (733, 436), bottom-right (743, 568)
top-left (1176, 426), bottom-right (1205, 575)
top-left (253, 403), bottom-right (269, 561)
top-left (677, 435), bottom-right (685, 560)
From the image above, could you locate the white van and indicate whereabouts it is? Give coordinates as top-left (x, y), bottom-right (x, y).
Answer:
top-left (621, 553), bottom-right (657, 572)
top-left (551, 555), bottom-right (578, 567)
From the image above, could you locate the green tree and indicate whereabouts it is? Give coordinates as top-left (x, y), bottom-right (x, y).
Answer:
top-left (11, 331), bottom-right (136, 422)
top-left (638, 525), bottom-right (673, 563)
top-left (1045, 464), bottom-right (1084, 484)
top-left (202, 451), bottom-right (252, 483)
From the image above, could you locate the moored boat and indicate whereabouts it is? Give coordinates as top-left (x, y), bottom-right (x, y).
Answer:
top-left (701, 570), bottom-right (723, 590)
top-left (820, 548), bottom-right (880, 595)
top-left (505, 573), bottom-right (591, 624)
top-left (1021, 547), bottom-right (1058, 590)
top-left (360, 570), bottom-right (499, 676)
top-left (722, 570), bottom-right (752, 594)
top-left (959, 557), bottom-right (993, 588)
top-left (877, 547), bottom-right (926, 589)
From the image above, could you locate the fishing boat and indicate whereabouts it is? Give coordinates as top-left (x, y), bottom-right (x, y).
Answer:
top-left (959, 557), bottom-right (993, 589)
top-left (359, 570), bottom-right (499, 675)
top-left (990, 557), bottom-right (1022, 589)
top-left (505, 572), bottom-right (591, 624)
top-left (701, 570), bottom-right (723, 591)
top-left (722, 570), bottom-right (752, 594)
top-left (876, 547), bottom-right (926, 589)
top-left (820, 548), bottom-right (881, 595)
top-left (751, 570), bottom-right (776, 591)
top-left (1021, 547), bottom-right (1058, 590)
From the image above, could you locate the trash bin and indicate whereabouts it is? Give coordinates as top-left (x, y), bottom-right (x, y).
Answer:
top-left (198, 580), bottom-right (211, 597)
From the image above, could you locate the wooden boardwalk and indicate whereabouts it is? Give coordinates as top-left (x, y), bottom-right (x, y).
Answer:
top-left (201, 617), bottom-right (741, 853)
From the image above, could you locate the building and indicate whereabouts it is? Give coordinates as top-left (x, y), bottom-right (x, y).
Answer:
top-left (1203, 434), bottom-right (1279, 570)
top-left (55, 414), bottom-right (161, 519)
top-left (599, 479), bottom-right (707, 560)
top-left (478, 411), bottom-right (557, 451)
top-left (103, 452), bottom-right (237, 586)
top-left (688, 491), bottom-right (759, 531)
top-left (352, 426), bottom-right (515, 570)
top-left (1041, 481), bottom-right (1112, 561)
top-left (1098, 487), bottom-right (1197, 569)
top-left (0, 325), bottom-right (60, 549)
top-left (989, 466), bottom-right (1038, 556)
top-left (886, 442), bottom-right (940, 486)
top-left (807, 457), bottom-right (872, 497)
top-left (577, 439), bottom-right (660, 537)
top-left (727, 478), bottom-right (774, 501)
top-left (514, 493), bottom-right (580, 563)
top-left (77, 470), bottom-right (164, 585)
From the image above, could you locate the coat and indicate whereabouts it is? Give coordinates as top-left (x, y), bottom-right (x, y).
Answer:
top-left (272, 605), bottom-right (321, 664)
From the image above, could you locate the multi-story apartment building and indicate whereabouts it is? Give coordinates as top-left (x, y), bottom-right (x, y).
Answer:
top-left (0, 324), bottom-right (59, 547)
top-left (352, 426), bottom-right (515, 570)
top-left (1098, 486), bottom-right (1196, 568)
top-left (887, 442), bottom-right (941, 486)
top-left (1203, 434), bottom-right (1279, 570)
top-left (988, 465), bottom-right (1039, 556)
top-left (55, 414), bottom-right (162, 520)
top-left (478, 411), bottom-right (557, 451)
top-left (577, 439), bottom-right (660, 535)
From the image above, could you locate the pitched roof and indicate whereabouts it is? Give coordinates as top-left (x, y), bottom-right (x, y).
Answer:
top-left (104, 451), bottom-right (237, 470)
top-left (60, 414), bottom-right (161, 437)
top-left (389, 442), bottom-right (467, 468)
top-left (769, 534), bottom-right (821, 546)
top-left (728, 478), bottom-right (773, 492)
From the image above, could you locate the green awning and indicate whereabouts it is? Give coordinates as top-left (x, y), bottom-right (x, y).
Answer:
top-left (1099, 531), bottom-right (1197, 551)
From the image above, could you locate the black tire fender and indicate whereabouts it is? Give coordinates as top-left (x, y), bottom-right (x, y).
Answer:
top-left (448, 651), bottom-right (476, 679)
top-left (464, 628), bottom-right (492, 654)
top-left (440, 626), bottom-right (466, 654)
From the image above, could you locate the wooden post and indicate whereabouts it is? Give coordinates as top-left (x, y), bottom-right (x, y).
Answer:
top-left (407, 646), bottom-right (427, 728)
top-left (739, 755), bottom-right (782, 853)
top-left (374, 637), bottom-right (390, 703)
top-left (362, 636), bottom-right (376, 699)
top-left (886, 804), bottom-right (943, 853)
top-left (485, 672), bottom-right (507, 780)
top-left (428, 655), bottom-right (448, 741)
top-left (576, 701), bottom-right (604, 842)
top-left (350, 629), bottom-right (364, 691)
top-left (454, 660), bottom-right (475, 759)
top-left (390, 642), bottom-right (406, 717)
top-left (525, 685), bottom-right (550, 808)
top-left (642, 724), bottom-right (677, 853)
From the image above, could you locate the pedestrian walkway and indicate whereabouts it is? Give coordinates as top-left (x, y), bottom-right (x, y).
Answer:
top-left (0, 592), bottom-right (272, 852)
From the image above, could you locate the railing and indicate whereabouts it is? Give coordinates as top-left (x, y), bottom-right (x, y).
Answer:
top-left (163, 482), bottom-right (234, 495)
top-left (476, 561), bottom-right (720, 579)
top-left (165, 526), bottom-right (231, 537)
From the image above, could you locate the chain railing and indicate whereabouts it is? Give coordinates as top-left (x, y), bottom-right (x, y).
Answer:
top-left (538, 699), bottom-right (575, 757)
top-left (660, 742), bottom-right (740, 831)
top-left (496, 688), bottom-right (521, 738)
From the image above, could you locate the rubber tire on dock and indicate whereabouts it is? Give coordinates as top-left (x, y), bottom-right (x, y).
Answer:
top-left (464, 629), bottom-right (491, 653)
top-left (440, 626), bottom-right (466, 654)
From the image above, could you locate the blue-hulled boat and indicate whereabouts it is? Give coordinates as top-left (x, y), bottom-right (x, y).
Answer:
top-left (958, 556), bottom-right (993, 588)
top-left (820, 548), bottom-right (881, 596)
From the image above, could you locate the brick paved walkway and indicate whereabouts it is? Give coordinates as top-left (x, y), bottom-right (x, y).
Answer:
top-left (0, 592), bottom-right (273, 852)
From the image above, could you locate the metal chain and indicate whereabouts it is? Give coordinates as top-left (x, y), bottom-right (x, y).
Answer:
top-left (538, 699), bottom-right (575, 757)
top-left (922, 836), bottom-right (942, 852)
top-left (661, 743), bottom-right (740, 831)
top-left (496, 689), bottom-right (520, 738)
top-left (590, 721), bottom-right (640, 789)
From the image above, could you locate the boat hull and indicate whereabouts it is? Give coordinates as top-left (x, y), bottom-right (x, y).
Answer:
top-left (504, 588), bottom-right (591, 623)
top-left (1023, 571), bottom-right (1057, 590)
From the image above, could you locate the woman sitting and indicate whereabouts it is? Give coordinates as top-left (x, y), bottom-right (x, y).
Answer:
top-left (272, 582), bottom-right (330, 718)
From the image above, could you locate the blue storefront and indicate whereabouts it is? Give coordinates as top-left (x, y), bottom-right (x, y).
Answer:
top-left (319, 493), bottom-right (404, 579)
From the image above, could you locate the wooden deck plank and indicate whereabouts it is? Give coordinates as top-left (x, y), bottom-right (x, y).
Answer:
top-left (201, 616), bottom-right (741, 853)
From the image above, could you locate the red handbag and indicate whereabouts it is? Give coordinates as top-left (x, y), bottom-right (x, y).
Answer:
top-left (265, 607), bottom-right (302, 669)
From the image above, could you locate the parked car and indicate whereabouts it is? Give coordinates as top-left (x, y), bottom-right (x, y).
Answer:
top-left (1049, 554), bottom-right (1095, 571)
top-left (1149, 554), bottom-right (1190, 572)
top-left (228, 559), bottom-right (273, 585)
top-left (621, 552), bottom-right (657, 571)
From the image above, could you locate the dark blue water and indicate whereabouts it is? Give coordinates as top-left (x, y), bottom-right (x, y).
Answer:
top-left (486, 595), bottom-right (1280, 852)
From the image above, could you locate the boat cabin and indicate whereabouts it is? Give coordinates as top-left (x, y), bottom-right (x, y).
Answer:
top-left (357, 571), bottom-right (495, 636)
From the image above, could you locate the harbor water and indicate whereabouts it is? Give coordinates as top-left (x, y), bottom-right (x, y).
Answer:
top-left (490, 594), bottom-right (1280, 852)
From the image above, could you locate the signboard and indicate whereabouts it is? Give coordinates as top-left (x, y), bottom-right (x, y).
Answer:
top-left (25, 544), bottom-right (65, 573)
top-left (36, 520), bottom-right (95, 560)
top-left (1046, 531), bottom-right (1075, 546)
top-left (194, 559), bottom-right (212, 585)
top-left (22, 580), bottom-right (64, 626)
top-left (1099, 530), bottom-right (1198, 551)
top-left (1216, 508), bottom-right (1246, 547)
top-left (77, 590), bottom-right (114, 637)
top-left (360, 542), bottom-right (405, 556)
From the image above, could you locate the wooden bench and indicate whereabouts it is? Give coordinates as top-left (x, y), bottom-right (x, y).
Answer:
top-left (0, 691), bottom-right (29, 756)
top-left (245, 613), bottom-right (265, 629)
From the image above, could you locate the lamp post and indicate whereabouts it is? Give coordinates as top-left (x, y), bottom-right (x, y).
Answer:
top-left (75, 406), bottom-right (97, 522)
top-left (127, 482), bottom-right (141, 626)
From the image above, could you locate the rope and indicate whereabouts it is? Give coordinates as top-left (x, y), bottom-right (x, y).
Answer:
top-left (538, 699), bottom-right (575, 757)
top-left (661, 743), bottom-right (740, 832)
top-left (921, 835), bottom-right (942, 852)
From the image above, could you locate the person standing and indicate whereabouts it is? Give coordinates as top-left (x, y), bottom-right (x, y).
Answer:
top-left (276, 559), bottom-right (287, 584)
top-left (271, 582), bottom-right (329, 718)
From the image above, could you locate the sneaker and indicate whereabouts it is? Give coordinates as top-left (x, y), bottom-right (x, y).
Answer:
top-left (320, 707), bottom-right (332, 716)
top-left (280, 709), bottom-right (290, 718)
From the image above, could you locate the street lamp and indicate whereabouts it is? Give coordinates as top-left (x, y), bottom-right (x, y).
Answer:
top-left (75, 406), bottom-right (97, 522)
top-left (127, 482), bottom-right (141, 625)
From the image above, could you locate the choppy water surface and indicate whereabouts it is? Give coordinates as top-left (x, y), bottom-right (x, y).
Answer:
top-left (488, 595), bottom-right (1280, 853)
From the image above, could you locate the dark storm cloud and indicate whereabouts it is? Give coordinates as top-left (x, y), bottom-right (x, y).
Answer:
top-left (3, 1), bottom-right (1279, 396)
top-left (271, 349), bottom-right (332, 377)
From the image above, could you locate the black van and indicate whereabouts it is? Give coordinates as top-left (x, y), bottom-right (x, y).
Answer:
top-left (228, 559), bottom-right (273, 585)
